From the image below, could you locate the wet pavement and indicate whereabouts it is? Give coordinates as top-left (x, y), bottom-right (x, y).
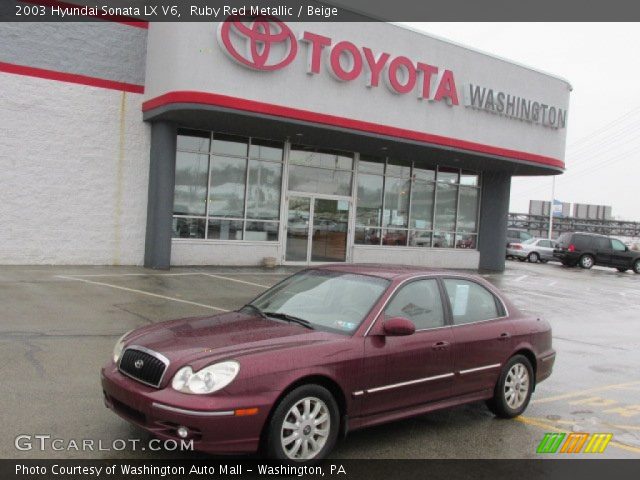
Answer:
top-left (1, 260), bottom-right (638, 459)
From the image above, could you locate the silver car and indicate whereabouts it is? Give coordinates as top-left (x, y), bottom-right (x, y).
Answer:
top-left (507, 237), bottom-right (557, 263)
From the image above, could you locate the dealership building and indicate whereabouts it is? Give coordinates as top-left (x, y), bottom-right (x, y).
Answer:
top-left (0, 16), bottom-right (571, 270)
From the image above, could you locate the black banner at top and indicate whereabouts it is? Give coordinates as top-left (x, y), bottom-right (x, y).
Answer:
top-left (3, 0), bottom-right (640, 22)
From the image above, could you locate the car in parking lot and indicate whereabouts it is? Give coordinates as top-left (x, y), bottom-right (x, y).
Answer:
top-left (553, 232), bottom-right (640, 273)
top-left (101, 264), bottom-right (555, 461)
top-left (507, 237), bottom-right (557, 263)
top-left (506, 229), bottom-right (533, 247)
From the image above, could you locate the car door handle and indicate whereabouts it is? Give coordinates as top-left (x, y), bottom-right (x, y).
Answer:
top-left (498, 332), bottom-right (511, 341)
top-left (432, 341), bottom-right (450, 350)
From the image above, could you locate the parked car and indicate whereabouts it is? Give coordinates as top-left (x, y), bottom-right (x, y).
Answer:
top-left (506, 229), bottom-right (533, 248)
top-left (553, 232), bottom-right (640, 273)
top-left (102, 264), bottom-right (555, 461)
top-left (507, 237), bottom-right (557, 263)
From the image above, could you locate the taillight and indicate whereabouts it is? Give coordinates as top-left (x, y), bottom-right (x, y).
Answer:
top-left (512, 244), bottom-right (522, 250)
top-left (568, 244), bottom-right (575, 252)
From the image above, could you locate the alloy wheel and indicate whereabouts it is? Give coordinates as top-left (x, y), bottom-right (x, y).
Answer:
top-left (504, 363), bottom-right (530, 409)
top-left (280, 397), bottom-right (330, 460)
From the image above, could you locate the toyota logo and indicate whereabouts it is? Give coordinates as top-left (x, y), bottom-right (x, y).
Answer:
top-left (217, 16), bottom-right (297, 71)
top-left (134, 359), bottom-right (144, 369)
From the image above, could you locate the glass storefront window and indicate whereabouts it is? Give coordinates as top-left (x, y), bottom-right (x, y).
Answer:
top-left (386, 159), bottom-right (412, 178)
top-left (208, 156), bottom-right (247, 218)
top-left (383, 177), bottom-right (410, 228)
top-left (208, 219), bottom-right (244, 240)
top-left (172, 217), bottom-right (205, 239)
top-left (382, 228), bottom-right (408, 246)
top-left (358, 159), bottom-right (385, 175)
top-left (434, 182), bottom-right (457, 231)
top-left (245, 221), bottom-right (279, 241)
top-left (290, 146), bottom-right (353, 170)
top-left (172, 130), bottom-right (284, 242)
top-left (433, 231), bottom-right (455, 248)
top-left (457, 186), bottom-right (479, 233)
top-left (413, 167), bottom-right (435, 182)
top-left (177, 129), bottom-right (210, 152)
top-left (212, 133), bottom-right (248, 157)
top-left (246, 160), bottom-right (282, 220)
top-left (455, 233), bottom-right (477, 249)
top-left (460, 170), bottom-right (479, 186)
top-left (354, 227), bottom-right (381, 245)
top-left (356, 173), bottom-right (383, 228)
top-left (173, 152), bottom-right (209, 216)
top-left (409, 181), bottom-right (435, 230)
top-left (409, 230), bottom-right (432, 248)
top-left (437, 167), bottom-right (459, 184)
top-left (249, 138), bottom-right (283, 161)
top-left (288, 164), bottom-right (352, 196)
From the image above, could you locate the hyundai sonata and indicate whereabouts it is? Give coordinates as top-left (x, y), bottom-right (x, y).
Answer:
top-left (101, 264), bottom-right (555, 461)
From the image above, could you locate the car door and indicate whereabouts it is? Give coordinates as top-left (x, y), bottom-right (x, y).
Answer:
top-left (610, 238), bottom-right (632, 268)
top-left (441, 277), bottom-right (514, 397)
top-left (361, 278), bottom-right (454, 416)
top-left (537, 239), bottom-right (554, 260)
top-left (594, 236), bottom-right (613, 266)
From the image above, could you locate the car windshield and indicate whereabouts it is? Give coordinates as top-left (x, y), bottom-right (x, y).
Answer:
top-left (246, 270), bottom-right (390, 335)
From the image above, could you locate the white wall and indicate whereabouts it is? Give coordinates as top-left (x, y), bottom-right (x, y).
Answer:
top-left (0, 73), bottom-right (150, 265)
top-left (171, 241), bottom-right (279, 266)
top-left (353, 245), bottom-right (480, 269)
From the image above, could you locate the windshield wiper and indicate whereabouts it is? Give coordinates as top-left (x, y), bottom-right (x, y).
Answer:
top-left (242, 303), bottom-right (269, 320)
top-left (263, 311), bottom-right (315, 330)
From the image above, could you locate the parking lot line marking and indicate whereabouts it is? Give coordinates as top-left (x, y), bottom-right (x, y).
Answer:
top-left (58, 273), bottom-right (202, 277)
top-left (517, 416), bottom-right (640, 454)
top-left (55, 275), bottom-right (229, 312)
top-left (200, 273), bottom-right (271, 288)
top-left (533, 380), bottom-right (640, 404)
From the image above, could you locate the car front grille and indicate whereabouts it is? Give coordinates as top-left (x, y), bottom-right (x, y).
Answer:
top-left (118, 347), bottom-right (169, 388)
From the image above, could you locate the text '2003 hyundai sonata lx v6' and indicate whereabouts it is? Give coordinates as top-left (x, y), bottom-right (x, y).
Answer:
top-left (101, 264), bottom-right (555, 461)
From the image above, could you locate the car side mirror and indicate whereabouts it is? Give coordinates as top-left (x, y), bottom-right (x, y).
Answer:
top-left (383, 317), bottom-right (416, 336)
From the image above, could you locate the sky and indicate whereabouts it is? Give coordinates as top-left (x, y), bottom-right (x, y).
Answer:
top-left (403, 23), bottom-right (640, 221)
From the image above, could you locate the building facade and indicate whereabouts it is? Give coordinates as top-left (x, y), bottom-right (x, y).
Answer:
top-left (0, 17), bottom-right (571, 270)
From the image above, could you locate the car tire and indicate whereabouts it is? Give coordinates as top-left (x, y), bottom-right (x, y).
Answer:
top-left (633, 259), bottom-right (640, 274)
top-left (265, 384), bottom-right (340, 462)
top-left (579, 254), bottom-right (595, 269)
top-left (486, 355), bottom-right (534, 419)
top-left (617, 267), bottom-right (628, 273)
top-left (528, 252), bottom-right (540, 263)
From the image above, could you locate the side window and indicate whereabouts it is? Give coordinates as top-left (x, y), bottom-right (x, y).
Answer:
top-left (611, 239), bottom-right (626, 251)
top-left (443, 279), bottom-right (500, 325)
top-left (594, 237), bottom-right (610, 251)
top-left (573, 235), bottom-right (591, 250)
top-left (539, 240), bottom-right (551, 248)
top-left (384, 280), bottom-right (444, 330)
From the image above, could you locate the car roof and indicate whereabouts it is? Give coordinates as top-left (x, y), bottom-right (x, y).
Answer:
top-left (309, 263), bottom-right (472, 280)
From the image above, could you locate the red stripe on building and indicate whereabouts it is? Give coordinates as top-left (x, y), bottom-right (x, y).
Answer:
top-left (143, 91), bottom-right (565, 170)
top-left (0, 62), bottom-right (145, 94)
top-left (20, 0), bottom-right (149, 29)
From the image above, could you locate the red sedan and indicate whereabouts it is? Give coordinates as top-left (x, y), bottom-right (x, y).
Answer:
top-left (101, 264), bottom-right (555, 461)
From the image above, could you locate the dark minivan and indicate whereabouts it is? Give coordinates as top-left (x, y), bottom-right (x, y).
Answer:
top-left (553, 232), bottom-right (640, 273)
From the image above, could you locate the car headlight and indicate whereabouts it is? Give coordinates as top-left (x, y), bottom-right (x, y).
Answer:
top-left (112, 330), bottom-right (133, 364)
top-left (171, 361), bottom-right (240, 395)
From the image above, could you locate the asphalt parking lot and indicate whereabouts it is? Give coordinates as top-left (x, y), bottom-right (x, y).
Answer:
top-left (1, 260), bottom-right (639, 459)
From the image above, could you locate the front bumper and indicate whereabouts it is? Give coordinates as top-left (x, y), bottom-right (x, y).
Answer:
top-left (101, 363), bottom-right (275, 454)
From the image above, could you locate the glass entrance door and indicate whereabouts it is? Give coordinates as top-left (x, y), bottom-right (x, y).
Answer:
top-left (285, 196), bottom-right (350, 264)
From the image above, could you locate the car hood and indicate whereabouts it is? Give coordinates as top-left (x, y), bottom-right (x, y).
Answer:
top-left (122, 311), bottom-right (341, 367)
